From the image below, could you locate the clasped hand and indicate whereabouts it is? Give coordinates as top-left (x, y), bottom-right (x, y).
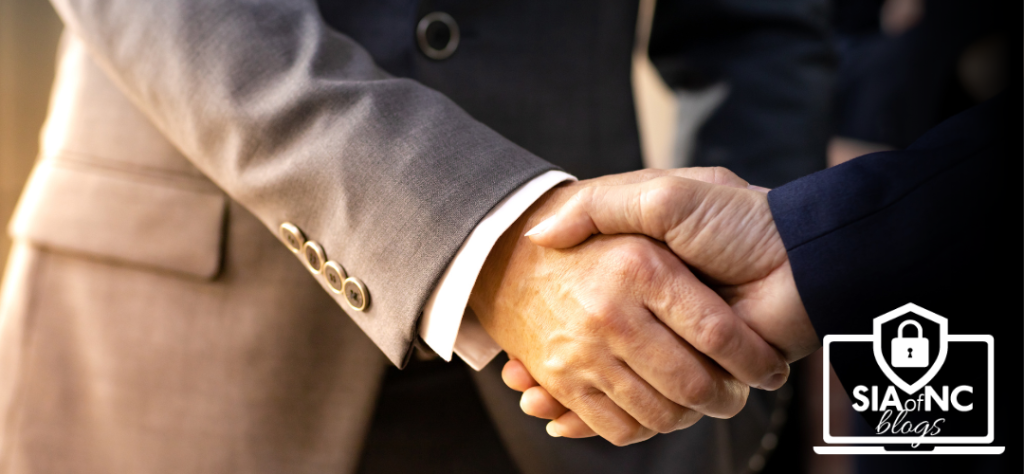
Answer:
top-left (468, 168), bottom-right (819, 446)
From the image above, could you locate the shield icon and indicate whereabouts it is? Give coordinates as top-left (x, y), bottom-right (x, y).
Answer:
top-left (872, 303), bottom-right (948, 394)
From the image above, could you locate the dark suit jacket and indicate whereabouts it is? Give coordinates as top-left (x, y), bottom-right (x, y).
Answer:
top-left (768, 95), bottom-right (1020, 472)
top-left (650, 0), bottom-right (834, 186)
top-left (321, 0), bottom-right (834, 188)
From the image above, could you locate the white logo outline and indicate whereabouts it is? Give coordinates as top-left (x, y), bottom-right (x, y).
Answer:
top-left (816, 302), bottom-right (1000, 454)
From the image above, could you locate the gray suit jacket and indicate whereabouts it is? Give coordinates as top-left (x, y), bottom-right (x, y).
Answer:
top-left (31, 0), bottom-right (831, 367)
top-left (1, 0), bottom-right (828, 472)
top-left (39, 0), bottom-right (567, 368)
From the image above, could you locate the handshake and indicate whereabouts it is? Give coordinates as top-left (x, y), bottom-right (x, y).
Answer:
top-left (468, 168), bottom-right (822, 446)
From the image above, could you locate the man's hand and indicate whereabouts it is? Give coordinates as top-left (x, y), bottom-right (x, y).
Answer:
top-left (526, 174), bottom-right (818, 359)
top-left (468, 169), bottom-right (791, 446)
top-left (501, 173), bottom-right (820, 439)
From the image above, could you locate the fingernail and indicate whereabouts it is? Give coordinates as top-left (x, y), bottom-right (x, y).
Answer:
top-left (545, 421), bottom-right (562, 438)
top-left (747, 185), bottom-right (771, 194)
top-left (525, 216), bottom-right (554, 237)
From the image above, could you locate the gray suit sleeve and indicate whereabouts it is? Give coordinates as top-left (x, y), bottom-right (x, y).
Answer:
top-left (48, 0), bottom-right (556, 367)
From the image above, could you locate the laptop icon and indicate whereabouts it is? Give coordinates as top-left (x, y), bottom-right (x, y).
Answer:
top-left (814, 303), bottom-right (1004, 455)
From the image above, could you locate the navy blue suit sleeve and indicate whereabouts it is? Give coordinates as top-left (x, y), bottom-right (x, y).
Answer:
top-left (767, 97), bottom-right (1013, 339)
top-left (765, 96), bottom-right (1020, 459)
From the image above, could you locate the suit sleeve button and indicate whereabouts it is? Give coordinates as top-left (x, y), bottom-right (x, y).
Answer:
top-left (323, 261), bottom-right (347, 293)
top-left (343, 277), bottom-right (369, 312)
top-left (279, 223), bottom-right (305, 253)
top-left (302, 241), bottom-right (326, 274)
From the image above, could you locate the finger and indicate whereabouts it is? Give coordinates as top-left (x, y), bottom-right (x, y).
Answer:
top-left (549, 391), bottom-right (656, 446)
top-left (547, 411), bottom-right (598, 438)
top-left (502, 358), bottom-right (539, 392)
top-left (619, 309), bottom-right (749, 419)
top-left (719, 260), bottom-right (818, 362)
top-left (597, 357), bottom-right (704, 433)
top-left (526, 176), bottom-right (706, 249)
top-left (646, 252), bottom-right (790, 392)
top-left (521, 386), bottom-right (569, 419)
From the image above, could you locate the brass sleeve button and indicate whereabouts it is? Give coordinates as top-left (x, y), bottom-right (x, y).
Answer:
top-left (302, 240), bottom-right (326, 274)
top-left (279, 223), bottom-right (305, 253)
top-left (323, 261), bottom-right (347, 294)
top-left (343, 277), bottom-right (369, 312)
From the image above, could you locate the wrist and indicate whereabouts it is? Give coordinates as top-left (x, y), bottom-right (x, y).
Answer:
top-left (468, 182), bottom-right (577, 348)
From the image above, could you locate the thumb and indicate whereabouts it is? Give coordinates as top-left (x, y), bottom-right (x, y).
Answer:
top-left (667, 166), bottom-right (749, 189)
top-left (525, 168), bottom-right (744, 248)
top-left (523, 189), bottom-right (601, 248)
top-left (526, 176), bottom-right (704, 248)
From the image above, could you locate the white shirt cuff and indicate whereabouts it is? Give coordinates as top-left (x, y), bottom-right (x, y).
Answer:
top-left (418, 170), bottom-right (576, 370)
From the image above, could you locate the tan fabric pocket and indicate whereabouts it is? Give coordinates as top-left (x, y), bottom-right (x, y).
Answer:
top-left (8, 159), bottom-right (227, 279)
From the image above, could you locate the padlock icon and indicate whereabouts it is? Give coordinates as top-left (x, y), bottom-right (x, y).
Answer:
top-left (890, 320), bottom-right (929, 367)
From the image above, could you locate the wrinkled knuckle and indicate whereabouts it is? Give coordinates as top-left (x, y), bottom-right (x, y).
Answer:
top-left (609, 239), bottom-right (648, 265)
top-left (648, 176), bottom-right (685, 201)
top-left (676, 373), bottom-right (717, 408)
top-left (609, 240), bottom-right (660, 281)
top-left (581, 303), bottom-right (623, 334)
top-left (693, 310), bottom-right (738, 356)
top-left (642, 180), bottom-right (685, 222)
top-left (604, 314), bottom-right (636, 340)
top-left (711, 166), bottom-right (744, 186)
top-left (537, 355), bottom-right (572, 385)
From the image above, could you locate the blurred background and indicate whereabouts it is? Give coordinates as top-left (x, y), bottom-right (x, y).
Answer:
top-left (0, 0), bottom-right (1011, 473)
